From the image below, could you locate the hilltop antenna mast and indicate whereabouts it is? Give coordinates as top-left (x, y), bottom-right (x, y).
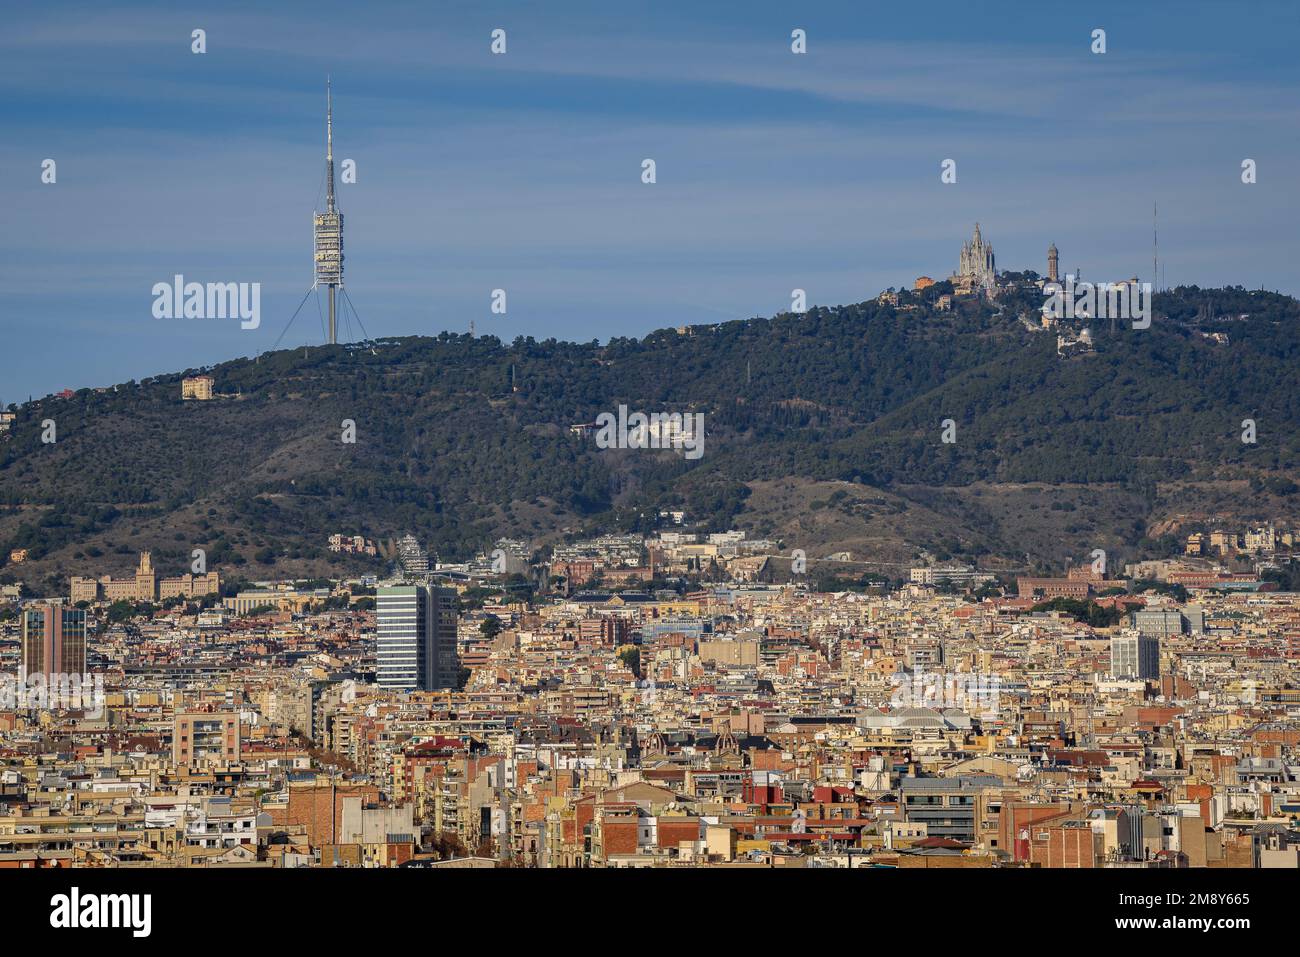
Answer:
top-left (1153, 202), bottom-right (1158, 293)
top-left (275, 79), bottom-right (370, 353)
top-left (315, 77), bottom-right (343, 345)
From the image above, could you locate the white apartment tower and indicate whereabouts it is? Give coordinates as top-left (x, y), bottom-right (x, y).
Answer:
top-left (1111, 632), bottom-right (1160, 681)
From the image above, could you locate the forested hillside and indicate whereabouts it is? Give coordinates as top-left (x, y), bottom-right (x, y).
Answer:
top-left (1, 282), bottom-right (1296, 594)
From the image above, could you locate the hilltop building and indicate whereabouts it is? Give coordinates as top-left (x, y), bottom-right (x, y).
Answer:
top-left (954, 223), bottom-right (996, 294)
top-left (329, 534), bottom-right (378, 556)
top-left (394, 534), bottom-right (429, 577)
top-left (70, 551), bottom-right (220, 604)
top-left (181, 376), bottom-right (215, 401)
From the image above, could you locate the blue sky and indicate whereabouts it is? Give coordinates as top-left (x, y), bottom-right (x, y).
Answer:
top-left (2, 0), bottom-right (1298, 400)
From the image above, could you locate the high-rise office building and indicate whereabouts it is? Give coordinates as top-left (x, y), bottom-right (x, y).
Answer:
top-left (1111, 632), bottom-right (1160, 681)
top-left (21, 603), bottom-right (87, 682)
top-left (429, 585), bottom-right (459, 688)
top-left (376, 584), bottom-right (459, 691)
top-left (376, 585), bottom-right (424, 690)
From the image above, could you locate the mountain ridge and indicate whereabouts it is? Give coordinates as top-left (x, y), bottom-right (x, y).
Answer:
top-left (2, 280), bottom-right (1297, 595)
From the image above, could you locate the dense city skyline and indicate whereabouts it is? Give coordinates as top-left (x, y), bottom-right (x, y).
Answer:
top-left (0, 4), bottom-right (1294, 933)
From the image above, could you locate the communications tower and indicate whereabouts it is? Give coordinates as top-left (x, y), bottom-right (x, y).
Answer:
top-left (313, 78), bottom-right (344, 344)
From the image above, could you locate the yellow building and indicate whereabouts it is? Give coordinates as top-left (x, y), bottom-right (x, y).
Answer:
top-left (223, 588), bottom-right (320, 615)
top-left (70, 551), bottom-right (220, 603)
top-left (181, 375), bottom-right (215, 400)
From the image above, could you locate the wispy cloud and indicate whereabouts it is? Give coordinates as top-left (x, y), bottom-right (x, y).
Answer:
top-left (1, 1), bottom-right (1297, 398)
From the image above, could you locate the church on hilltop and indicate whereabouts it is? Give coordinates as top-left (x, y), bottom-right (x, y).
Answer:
top-left (954, 223), bottom-right (997, 295)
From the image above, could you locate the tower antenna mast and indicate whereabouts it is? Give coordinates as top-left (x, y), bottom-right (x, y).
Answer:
top-left (1153, 202), bottom-right (1158, 293)
top-left (276, 79), bottom-right (372, 352)
top-left (314, 76), bottom-right (344, 345)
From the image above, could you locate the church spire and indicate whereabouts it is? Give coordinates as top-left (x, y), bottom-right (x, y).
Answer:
top-left (956, 223), bottom-right (996, 292)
